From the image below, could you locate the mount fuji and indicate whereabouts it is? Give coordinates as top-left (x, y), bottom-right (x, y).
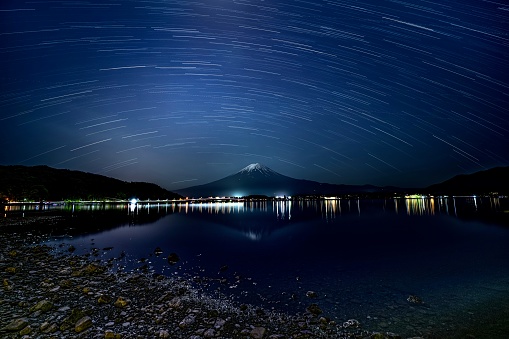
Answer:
top-left (175, 163), bottom-right (399, 198)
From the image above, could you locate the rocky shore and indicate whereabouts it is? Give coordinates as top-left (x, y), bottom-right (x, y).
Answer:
top-left (0, 216), bottom-right (400, 339)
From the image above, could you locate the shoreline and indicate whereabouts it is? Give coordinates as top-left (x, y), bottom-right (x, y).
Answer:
top-left (2, 215), bottom-right (508, 338)
top-left (0, 216), bottom-right (390, 339)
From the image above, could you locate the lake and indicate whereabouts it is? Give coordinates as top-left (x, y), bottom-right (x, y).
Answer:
top-left (6, 197), bottom-right (509, 337)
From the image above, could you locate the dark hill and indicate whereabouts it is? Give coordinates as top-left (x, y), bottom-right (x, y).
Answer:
top-left (425, 166), bottom-right (509, 195)
top-left (0, 165), bottom-right (181, 202)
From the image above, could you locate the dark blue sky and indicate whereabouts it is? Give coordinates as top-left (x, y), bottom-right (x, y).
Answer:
top-left (1, 0), bottom-right (508, 190)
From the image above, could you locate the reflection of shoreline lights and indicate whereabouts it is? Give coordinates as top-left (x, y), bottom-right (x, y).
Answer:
top-left (3, 196), bottom-right (505, 219)
top-left (405, 197), bottom-right (435, 216)
top-left (275, 200), bottom-right (292, 220)
top-left (178, 202), bottom-right (244, 214)
top-left (323, 199), bottom-right (340, 221)
top-left (129, 198), bottom-right (137, 213)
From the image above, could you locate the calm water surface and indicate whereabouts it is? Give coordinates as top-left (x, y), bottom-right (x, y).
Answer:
top-left (9, 197), bottom-right (509, 337)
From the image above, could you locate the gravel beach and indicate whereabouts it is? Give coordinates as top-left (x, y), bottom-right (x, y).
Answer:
top-left (0, 216), bottom-right (397, 339)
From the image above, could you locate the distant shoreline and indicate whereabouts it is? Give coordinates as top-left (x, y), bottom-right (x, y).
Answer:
top-left (2, 193), bottom-right (506, 207)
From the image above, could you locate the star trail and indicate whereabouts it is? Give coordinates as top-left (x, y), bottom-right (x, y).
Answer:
top-left (1, 0), bottom-right (508, 190)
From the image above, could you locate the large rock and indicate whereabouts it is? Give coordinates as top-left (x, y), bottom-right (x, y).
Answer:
top-left (72, 263), bottom-right (105, 277)
top-left (204, 328), bottom-right (216, 338)
top-left (250, 326), bottom-right (266, 338)
top-left (5, 266), bottom-right (17, 274)
top-left (30, 299), bottom-right (53, 313)
top-left (114, 297), bottom-right (129, 308)
top-left (343, 319), bottom-right (360, 328)
top-left (3, 278), bottom-right (13, 291)
top-left (59, 279), bottom-right (73, 288)
top-left (407, 295), bottom-right (424, 304)
top-left (158, 329), bottom-right (170, 338)
top-left (168, 296), bottom-right (182, 308)
top-left (75, 316), bottom-right (92, 333)
top-left (306, 304), bottom-right (322, 315)
top-left (167, 253), bottom-right (180, 265)
top-left (179, 314), bottom-right (196, 328)
top-left (98, 294), bottom-right (112, 305)
top-left (42, 323), bottom-right (59, 333)
top-left (3, 318), bottom-right (29, 332)
top-left (306, 291), bottom-right (318, 298)
top-left (60, 308), bottom-right (87, 331)
top-left (214, 318), bottom-right (226, 329)
top-left (20, 325), bottom-right (32, 335)
top-left (105, 330), bottom-right (123, 338)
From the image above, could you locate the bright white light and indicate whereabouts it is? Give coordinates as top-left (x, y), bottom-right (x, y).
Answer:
top-left (130, 198), bottom-right (137, 204)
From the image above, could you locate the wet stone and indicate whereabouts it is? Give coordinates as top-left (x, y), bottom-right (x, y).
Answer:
top-left (158, 329), bottom-right (170, 338)
top-left (306, 304), bottom-right (323, 315)
top-left (19, 325), bottom-right (33, 335)
top-left (204, 328), bottom-right (216, 337)
top-left (407, 295), bottom-right (424, 304)
top-left (3, 317), bottom-right (29, 332)
top-left (98, 294), bottom-right (112, 305)
top-left (168, 297), bottom-right (182, 308)
top-left (75, 315), bottom-right (93, 333)
top-left (167, 253), bottom-right (180, 265)
top-left (250, 326), bottom-right (266, 338)
top-left (114, 297), bottom-right (129, 308)
top-left (40, 322), bottom-right (50, 331)
top-left (3, 278), bottom-right (13, 291)
top-left (343, 319), bottom-right (360, 329)
top-left (42, 323), bottom-right (59, 333)
top-left (179, 314), bottom-right (196, 328)
top-left (214, 317), bottom-right (226, 329)
top-left (30, 299), bottom-right (53, 313)
top-left (306, 291), bottom-right (318, 298)
top-left (5, 267), bottom-right (17, 274)
top-left (59, 279), bottom-right (73, 288)
top-left (60, 308), bottom-right (87, 331)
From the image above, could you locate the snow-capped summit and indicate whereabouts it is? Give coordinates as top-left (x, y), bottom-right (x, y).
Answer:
top-left (238, 163), bottom-right (275, 176)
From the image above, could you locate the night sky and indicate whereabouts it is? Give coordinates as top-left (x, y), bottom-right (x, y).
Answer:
top-left (1, 0), bottom-right (508, 190)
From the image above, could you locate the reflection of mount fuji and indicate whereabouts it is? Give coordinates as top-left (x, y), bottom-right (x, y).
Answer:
top-left (176, 163), bottom-right (398, 198)
top-left (176, 200), bottom-right (311, 241)
top-left (172, 199), bottom-right (371, 241)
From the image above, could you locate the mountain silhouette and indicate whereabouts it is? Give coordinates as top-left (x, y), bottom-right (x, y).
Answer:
top-left (0, 165), bottom-right (182, 202)
top-left (175, 163), bottom-right (400, 197)
top-left (425, 166), bottom-right (509, 195)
